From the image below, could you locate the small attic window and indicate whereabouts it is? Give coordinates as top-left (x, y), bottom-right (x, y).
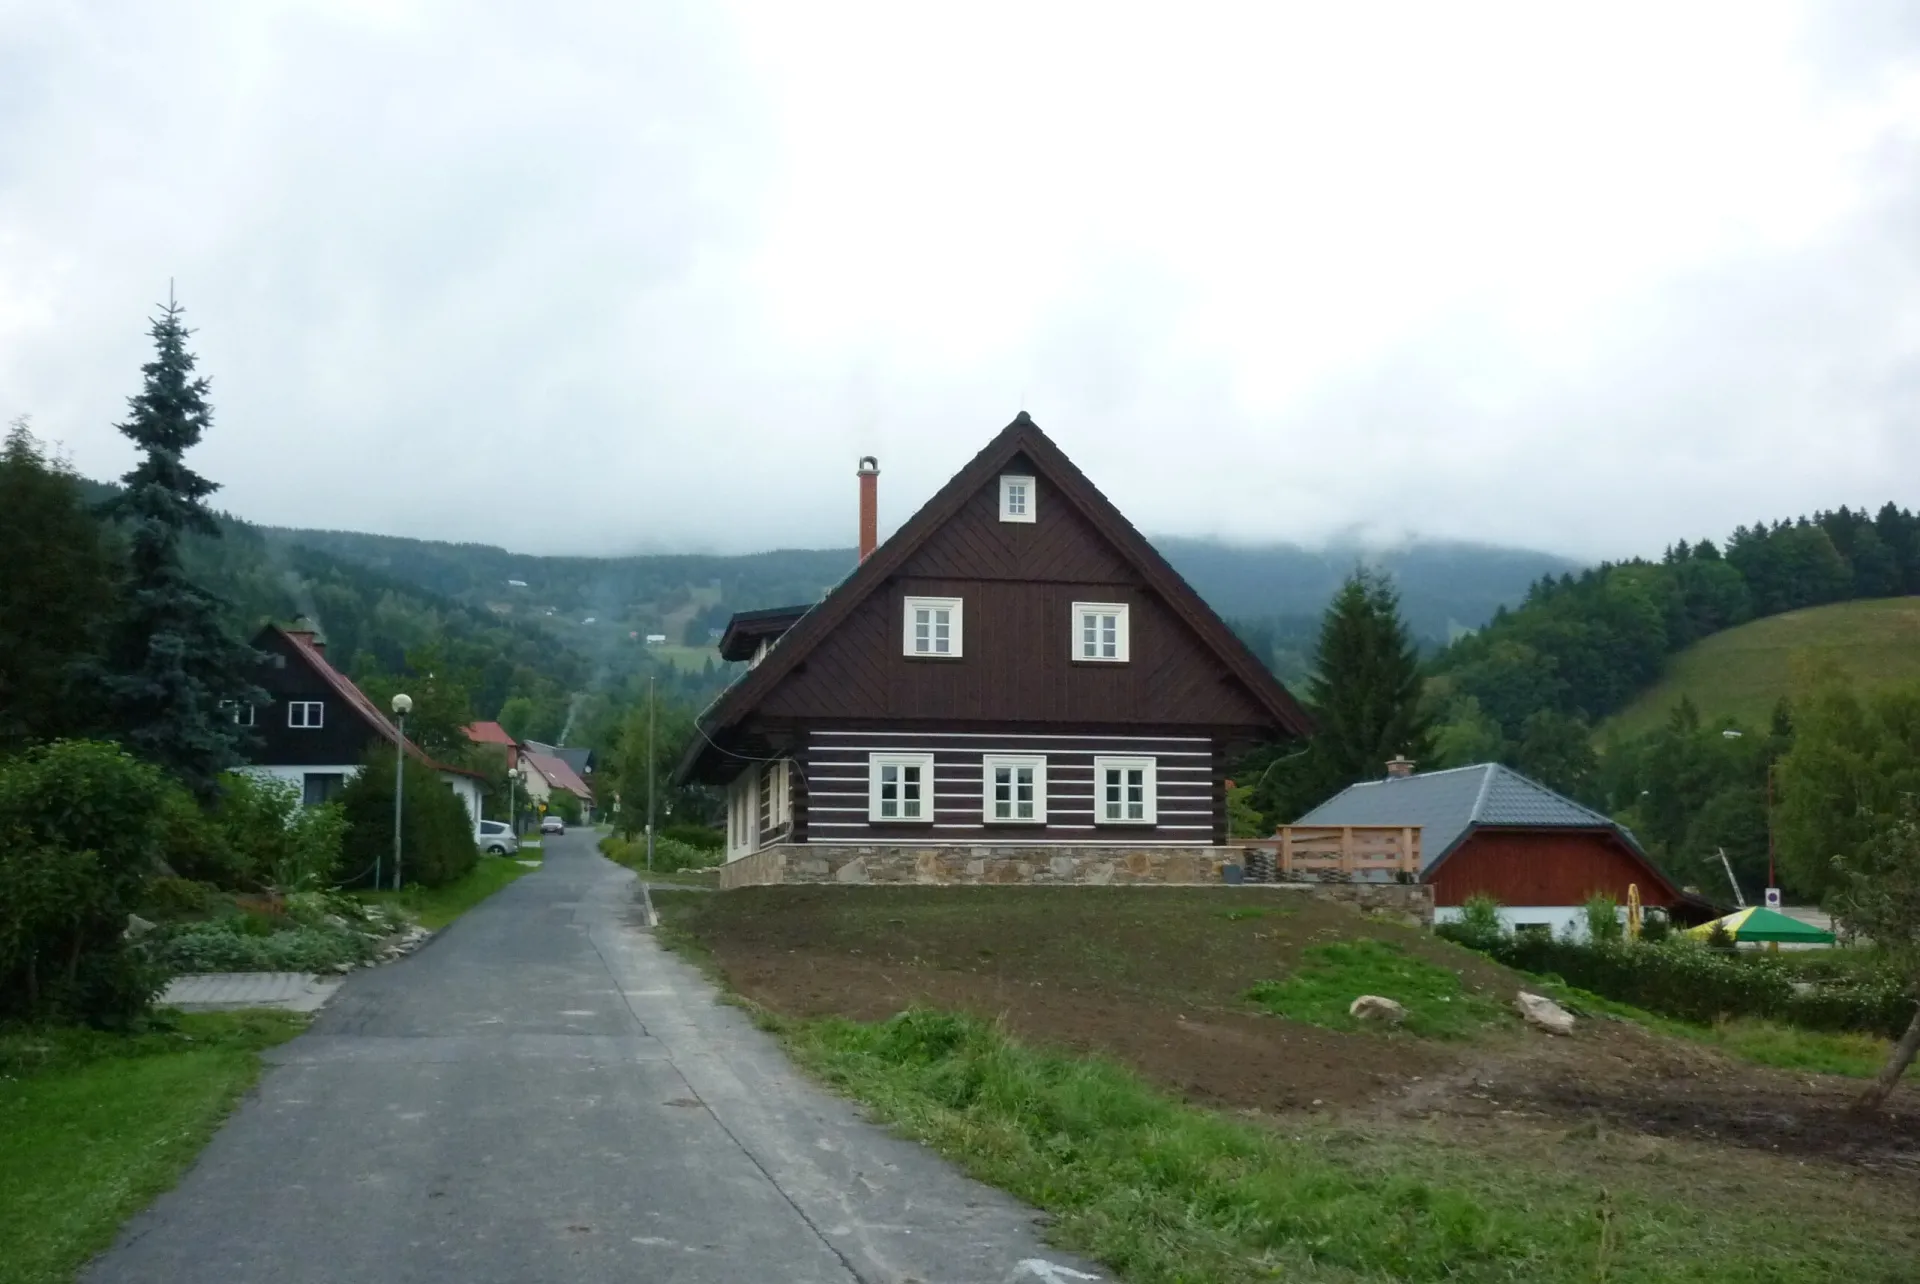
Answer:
top-left (999, 475), bottom-right (1035, 523)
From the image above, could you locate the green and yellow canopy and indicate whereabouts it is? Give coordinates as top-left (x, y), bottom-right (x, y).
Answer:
top-left (1687, 906), bottom-right (1836, 944)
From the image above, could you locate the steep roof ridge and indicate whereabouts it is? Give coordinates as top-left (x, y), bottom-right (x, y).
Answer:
top-left (1467, 762), bottom-right (1498, 822)
top-left (268, 624), bottom-right (486, 780)
top-left (677, 413), bottom-right (1312, 781)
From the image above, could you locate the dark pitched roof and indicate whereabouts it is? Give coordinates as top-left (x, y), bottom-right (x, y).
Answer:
top-left (263, 625), bottom-right (487, 779)
top-left (675, 413), bottom-right (1313, 783)
top-left (717, 604), bottom-right (814, 661)
top-left (524, 749), bottom-right (593, 801)
top-left (1295, 762), bottom-right (1649, 875)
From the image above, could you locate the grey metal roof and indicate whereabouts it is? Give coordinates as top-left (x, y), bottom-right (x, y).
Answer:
top-left (1293, 763), bottom-right (1630, 874)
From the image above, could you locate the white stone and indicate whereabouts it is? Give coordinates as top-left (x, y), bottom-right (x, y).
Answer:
top-left (1515, 990), bottom-right (1576, 1035)
top-left (1348, 995), bottom-right (1408, 1025)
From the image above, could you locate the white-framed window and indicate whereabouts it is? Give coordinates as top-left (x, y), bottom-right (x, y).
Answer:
top-left (868, 752), bottom-right (934, 822)
top-left (728, 772), bottom-right (758, 855)
top-left (223, 700), bottom-right (255, 727)
top-left (1094, 756), bottom-right (1156, 824)
top-left (287, 701), bottom-right (324, 729)
top-left (903, 596), bottom-right (963, 657)
top-left (765, 760), bottom-right (790, 828)
top-left (999, 474), bottom-right (1035, 523)
top-left (1072, 602), bottom-right (1130, 662)
top-left (982, 754), bottom-right (1046, 824)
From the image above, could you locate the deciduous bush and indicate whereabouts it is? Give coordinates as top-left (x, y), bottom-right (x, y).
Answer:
top-left (0, 740), bottom-right (174, 1024)
top-left (597, 833), bottom-right (721, 874)
top-left (1437, 921), bottom-right (1912, 1038)
top-left (661, 823), bottom-right (723, 851)
top-left (210, 772), bottom-right (346, 891)
top-left (336, 747), bottom-right (477, 889)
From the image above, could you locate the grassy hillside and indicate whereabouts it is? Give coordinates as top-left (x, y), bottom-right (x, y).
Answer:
top-left (1603, 596), bottom-right (1920, 739)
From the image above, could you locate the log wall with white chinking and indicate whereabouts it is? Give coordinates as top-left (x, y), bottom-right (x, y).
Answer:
top-left (799, 728), bottom-right (1218, 846)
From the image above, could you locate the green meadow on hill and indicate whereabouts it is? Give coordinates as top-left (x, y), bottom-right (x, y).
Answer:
top-left (1603, 596), bottom-right (1920, 739)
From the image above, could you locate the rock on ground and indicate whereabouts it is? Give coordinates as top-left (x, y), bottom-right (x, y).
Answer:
top-left (1349, 995), bottom-right (1408, 1025)
top-left (1515, 990), bottom-right (1576, 1035)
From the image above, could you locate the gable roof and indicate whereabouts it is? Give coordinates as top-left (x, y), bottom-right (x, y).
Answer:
top-left (1295, 762), bottom-right (1651, 876)
top-left (524, 749), bottom-right (593, 801)
top-left (465, 721), bottom-right (517, 747)
top-left (261, 625), bottom-right (486, 780)
top-left (717, 604), bottom-right (813, 661)
top-left (676, 413), bottom-right (1313, 783)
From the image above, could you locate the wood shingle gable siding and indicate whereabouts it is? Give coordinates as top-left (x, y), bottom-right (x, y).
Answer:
top-left (677, 413), bottom-right (1311, 788)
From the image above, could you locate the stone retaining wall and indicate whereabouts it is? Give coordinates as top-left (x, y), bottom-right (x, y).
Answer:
top-left (716, 843), bottom-right (1433, 925)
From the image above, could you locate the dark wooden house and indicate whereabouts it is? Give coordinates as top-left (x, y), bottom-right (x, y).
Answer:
top-left (1294, 761), bottom-right (1687, 936)
top-left (675, 413), bottom-right (1312, 884)
top-left (243, 624), bottom-right (486, 823)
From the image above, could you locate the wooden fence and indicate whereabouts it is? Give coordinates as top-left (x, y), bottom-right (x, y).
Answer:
top-left (1240, 825), bottom-right (1422, 881)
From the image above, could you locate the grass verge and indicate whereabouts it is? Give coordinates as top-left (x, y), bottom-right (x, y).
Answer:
top-left (1537, 980), bottom-right (1904, 1079)
top-left (0, 1011), bottom-right (306, 1284)
top-left (783, 1007), bottom-right (1911, 1284)
top-left (358, 854), bottom-right (533, 930)
top-left (1247, 939), bottom-right (1511, 1039)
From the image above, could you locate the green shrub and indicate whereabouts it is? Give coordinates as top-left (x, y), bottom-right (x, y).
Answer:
top-left (0, 740), bottom-right (176, 1025)
top-left (1582, 893), bottom-right (1624, 943)
top-left (1451, 894), bottom-right (1506, 950)
top-left (1437, 925), bottom-right (1914, 1038)
top-left (208, 772), bottom-right (346, 892)
top-left (154, 921), bottom-right (376, 973)
top-left (154, 785), bottom-right (240, 886)
top-left (140, 877), bottom-right (225, 922)
top-left (598, 833), bottom-right (721, 874)
top-left (661, 823), bottom-right (724, 851)
top-left (1637, 912), bottom-right (1672, 944)
top-left (336, 747), bottom-right (477, 889)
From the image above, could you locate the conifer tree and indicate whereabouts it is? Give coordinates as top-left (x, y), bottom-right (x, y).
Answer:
top-left (99, 294), bottom-right (263, 798)
top-left (1305, 567), bottom-right (1434, 784)
top-left (0, 416), bottom-right (118, 748)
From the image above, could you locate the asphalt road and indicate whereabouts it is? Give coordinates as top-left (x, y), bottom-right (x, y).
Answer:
top-left (84, 831), bottom-right (1102, 1284)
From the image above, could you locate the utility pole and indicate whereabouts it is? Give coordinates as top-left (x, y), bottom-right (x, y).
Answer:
top-left (390, 693), bottom-right (413, 891)
top-left (646, 676), bottom-right (657, 875)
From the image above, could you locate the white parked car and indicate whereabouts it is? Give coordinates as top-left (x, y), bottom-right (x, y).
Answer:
top-left (475, 820), bottom-right (519, 856)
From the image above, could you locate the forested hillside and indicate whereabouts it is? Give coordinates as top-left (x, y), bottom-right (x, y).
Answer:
top-left (1414, 503), bottom-right (1920, 900)
top-left (271, 525), bottom-right (1576, 676)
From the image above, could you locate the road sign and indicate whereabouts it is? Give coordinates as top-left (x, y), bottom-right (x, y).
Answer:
top-left (1765, 886), bottom-right (1782, 909)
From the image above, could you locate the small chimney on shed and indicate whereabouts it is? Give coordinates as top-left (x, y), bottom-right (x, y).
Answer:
top-left (857, 456), bottom-right (879, 561)
top-left (1385, 756), bottom-right (1415, 779)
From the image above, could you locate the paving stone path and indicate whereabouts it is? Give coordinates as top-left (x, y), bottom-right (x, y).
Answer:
top-left (159, 971), bottom-right (344, 1013)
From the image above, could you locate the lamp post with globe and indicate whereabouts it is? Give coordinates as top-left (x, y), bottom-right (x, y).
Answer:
top-left (390, 693), bottom-right (413, 891)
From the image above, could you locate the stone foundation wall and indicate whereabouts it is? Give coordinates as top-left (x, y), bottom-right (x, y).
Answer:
top-left (717, 843), bottom-right (1433, 925)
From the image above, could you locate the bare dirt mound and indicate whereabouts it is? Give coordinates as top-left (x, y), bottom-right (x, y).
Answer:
top-left (657, 886), bottom-right (1920, 1172)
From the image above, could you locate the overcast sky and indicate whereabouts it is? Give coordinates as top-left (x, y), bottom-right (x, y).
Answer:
top-left (4, 1), bottom-right (1918, 561)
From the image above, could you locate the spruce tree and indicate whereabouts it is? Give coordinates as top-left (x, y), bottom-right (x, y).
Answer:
top-left (99, 295), bottom-right (264, 798)
top-left (1303, 567), bottom-right (1434, 787)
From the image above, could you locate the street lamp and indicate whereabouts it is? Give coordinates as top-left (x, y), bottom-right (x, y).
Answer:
top-left (391, 693), bottom-right (413, 891)
top-left (507, 764), bottom-right (526, 836)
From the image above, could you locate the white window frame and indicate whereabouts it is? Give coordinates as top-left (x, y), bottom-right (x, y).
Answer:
top-left (1093, 755), bottom-right (1156, 825)
top-left (1072, 602), bottom-right (1130, 663)
top-left (868, 752), bottom-right (935, 823)
top-left (998, 474), bottom-right (1036, 523)
top-left (728, 771), bottom-right (759, 857)
top-left (902, 596), bottom-right (963, 658)
top-left (287, 701), bottom-right (324, 729)
top-left (982, 754), bottom-right (1047, 824)
top-left (224, 700), bottom-right (255, 727)
top-left (766, 760), bottom-right (790, 828)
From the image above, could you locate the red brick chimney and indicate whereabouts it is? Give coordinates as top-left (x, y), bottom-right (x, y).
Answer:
top-left (857, 456), bottom-right (879, 561)
top-left (1386, 756), bottom-right (1415, 779)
